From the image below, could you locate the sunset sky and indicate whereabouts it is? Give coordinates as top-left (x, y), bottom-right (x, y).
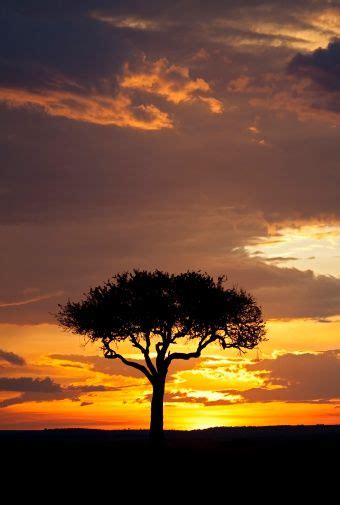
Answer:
top-left (1, 0), bottom-right (340, 430)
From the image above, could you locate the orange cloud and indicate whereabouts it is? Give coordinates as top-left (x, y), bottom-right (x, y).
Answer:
top-left (248, 125), bottom-right (259, 133)
top-left (0, 87), bottom-right (173, 130)
top-left (121, 58), bottom-right (223, 113)
top-left (199, 96), bottom-right (224, 114)
top-left (90, 11), bottom-right (166, 31)
top-left (0, 58), bottom-right (223, 129)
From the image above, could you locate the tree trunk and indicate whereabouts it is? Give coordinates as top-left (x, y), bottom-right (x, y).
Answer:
top-left (150, 377), bottom-right (165, 444)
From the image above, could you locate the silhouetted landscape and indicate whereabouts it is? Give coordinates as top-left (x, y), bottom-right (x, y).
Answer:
top-left (3, 425), bottom-right (340, 466)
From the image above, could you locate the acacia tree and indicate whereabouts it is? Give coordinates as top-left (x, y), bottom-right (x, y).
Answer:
top-left (57, 270), bottom-right (265, 442)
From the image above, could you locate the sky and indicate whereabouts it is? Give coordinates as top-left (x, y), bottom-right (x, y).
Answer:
top-left (1, 0), bottom-right (340, 430)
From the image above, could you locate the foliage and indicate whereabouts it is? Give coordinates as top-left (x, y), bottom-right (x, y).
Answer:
top-left (57, 270), bottom-right (265, 381)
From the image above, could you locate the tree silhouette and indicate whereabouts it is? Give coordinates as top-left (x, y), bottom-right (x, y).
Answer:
top-left (57, 270), bottom-right (265, 443)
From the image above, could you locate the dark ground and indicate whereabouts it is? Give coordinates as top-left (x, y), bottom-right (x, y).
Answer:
top-left (2, 425), bottom-right (339, 491)
top-left (2, 425), bottom-right (340, 460)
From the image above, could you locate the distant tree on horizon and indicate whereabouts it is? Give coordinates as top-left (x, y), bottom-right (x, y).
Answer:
top-left (56, 270), bottom-right (265, 444)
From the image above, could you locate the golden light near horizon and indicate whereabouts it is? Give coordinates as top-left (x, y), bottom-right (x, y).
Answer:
top-left (245, 224), bottom-right (340, 277)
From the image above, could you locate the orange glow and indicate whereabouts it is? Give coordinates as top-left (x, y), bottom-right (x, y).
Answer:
top-left (1, 316), bottom-right (340, 429)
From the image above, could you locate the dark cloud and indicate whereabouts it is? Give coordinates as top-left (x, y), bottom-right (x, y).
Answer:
top-left (241, 263), bottom-right (340, 319)
top-left (286, 39), bottom-right (340, 115)
top-left (0, 376), bottom-right (61, 393)
top-left (0, 349), bottom-right (26, 366)
top-left (289, 39), bottom-right (340, 93)
top-left (0, 375), bottom-right (128, 408)
top-left (260, 256), bottom-right (299, 263)
top-left (0, 4), bottom-right (132, 85)
top-left (229, 36), bottom-right (340, 128)
top-left (0, 0), bottom-right (334, 94)
top-left (140, 390), bottom-right (210, 404)
top-left (1, 1), bottom-right (323, 20)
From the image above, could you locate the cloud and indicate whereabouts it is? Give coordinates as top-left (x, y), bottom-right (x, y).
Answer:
top-left (120, 58), bottom-right (223, 113)
top-left (257, 256), bottom-right (299, 263)
top-left (0, 349), bottom-right (25, 366)
top-left (50, 354), bottom-right (147, 379)
top-left (86, 1), bottom-right (340, 55)
top-left (0, 87), bottom-right (173, 130)
top-left (248, 266), bottom-right (340, 319)
top-left (0, 56), bottom-right (222, 129)
top-left (229, 71), bottom-right (340, 125)
top-left (139, 390), bottom-right (213, 405)
top-left (1, 210), bottom-right (340, 323)
top-left (90, 12), bottom-right (167, 32)
top-left (230, 38), bottom-right (340, 125)
top-left (136, 350), bottom-right (340, 407)
top-left (0, 291), bottom-right (63, 308)
top-left (0, 377), bottom-right (61, 393)
top-left (0, 375), bottom-right (129, 408)
top-left (288, 38), bottom-right (340, 93)
top-left (49, 354), bottom-right (203, 380)
top-left (224, 350), bottom-right (340, 404)
top-left (283, 38), bottom-right (340, 119)
top-left (164, 390), bottom-right (242, 406)
top-left (139, 382), bottom-right (245, 407)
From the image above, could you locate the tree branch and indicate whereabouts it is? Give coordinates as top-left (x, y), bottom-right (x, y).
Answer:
top-left (165, 334), bottom-right (219, 364)
top-left (166, 349), bottom-right (201, 362)
top-left (130, 334), bottom-right (157, 376)
top-left (102, 339), bottom-right (153, 382)
top-left (155, 339), bottom-right (172, 373)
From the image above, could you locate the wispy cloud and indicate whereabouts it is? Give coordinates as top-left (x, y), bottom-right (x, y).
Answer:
top-left (0, 88), bottom-right (172, 130)
top-left (0, 291), bottom-right (64, 308)
top-left (90, 12), bottom-right (167, 32)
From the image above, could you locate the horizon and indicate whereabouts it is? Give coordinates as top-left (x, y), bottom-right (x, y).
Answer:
top-left (1, 0), bottom-right (340, 431)
top-left (2, 424), bottom-right (340, 431)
